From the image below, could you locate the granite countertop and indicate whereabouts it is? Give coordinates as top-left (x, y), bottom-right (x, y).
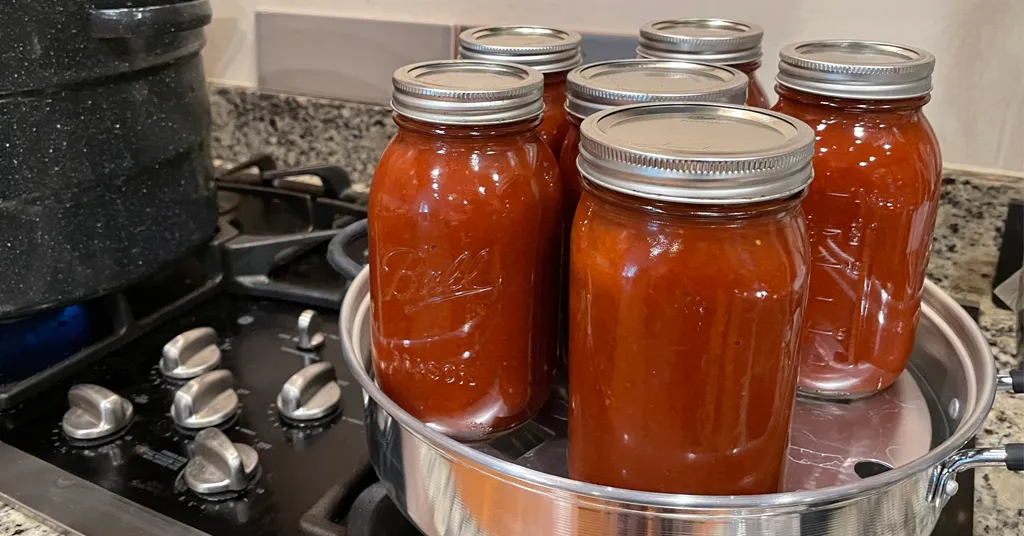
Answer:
top-left (0, 506), bottom-right (61, 535)
top-left (968, 301), bottom-right (1024, 535)
top-left (0, 87), bottom-right (1019, 535)
top-left (929, 170), bottom-right (1024, 535)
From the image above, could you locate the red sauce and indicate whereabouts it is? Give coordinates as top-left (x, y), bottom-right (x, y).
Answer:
top-left (733, 60), bottom-right (769, 108)
top-left (567, 184), bottom-right (809, 494)
top-left (773, 85), bottom-right (942, 398)
top-left (552, 118), bottom-right (583, 375)
top-left (537, 72), bottom-right (570, 158)
top-left (558, 119), bottom-right (583, 214)
top-left (369, 114), bottom-right (562, 439)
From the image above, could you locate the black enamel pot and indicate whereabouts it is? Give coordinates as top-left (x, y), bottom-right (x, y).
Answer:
top-left (0, 0), bottom-right (217, 319)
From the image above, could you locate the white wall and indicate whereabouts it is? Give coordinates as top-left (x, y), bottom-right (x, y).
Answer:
top-left (205, 0), bottom-right (1024, 171)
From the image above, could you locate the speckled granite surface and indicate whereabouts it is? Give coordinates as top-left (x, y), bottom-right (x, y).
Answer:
top-left (0, 86), bottom-right (1020, 535)
top-left (210, 85), bottom-right (394, 190)
top-left (0, 506), bottom-right (62, 535)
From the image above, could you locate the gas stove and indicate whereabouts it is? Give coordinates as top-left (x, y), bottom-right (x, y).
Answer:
top-left (0, 155), bottom-right (976, 536)
top-left (0, 156), bottom-right (418, 536)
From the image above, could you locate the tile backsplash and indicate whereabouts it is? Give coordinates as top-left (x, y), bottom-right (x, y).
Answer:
top-left (578, 32), bottom-right (638, 64)
top-left (255, 11), bottom-right (641, 106)
top-left (255, 11), bottom-right (455, 105)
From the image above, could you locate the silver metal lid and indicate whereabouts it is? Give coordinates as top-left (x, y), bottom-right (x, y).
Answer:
top-left (459, 26), bottom-right (582, 74)
top-left (391, 60), bottom-right (544, 126)
top-left (777, 40), bottom-right (935, 100)
top-left (637, 18), bottom-right (763, 65)
top-left (577, 102), bottom-right (815, 204)
top-left (565, 60), bottom-right (748, 121)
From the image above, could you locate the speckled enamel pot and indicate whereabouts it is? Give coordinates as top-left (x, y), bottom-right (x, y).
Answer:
top-left (0, 0), bottom-right (217, 318)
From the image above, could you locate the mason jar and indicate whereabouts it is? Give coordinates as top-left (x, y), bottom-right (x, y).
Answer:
top-left (772, 40), bottom-right (942, 399)
top-left (369, 60), bottom-right (562, 440)
top-left (459, 25), bottom-right (582, 158)
top-left (560, 59), bottom-right (748, 209)
top-left (553, 59), bottom-right (748, 379)
top-left (568, 102), bottom-right (815, 495)
top-left (637, 18), bottom-right (769, 108)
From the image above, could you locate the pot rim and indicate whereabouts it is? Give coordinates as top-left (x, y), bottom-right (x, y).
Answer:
top-left (340, 266), bottom-right (996, 509)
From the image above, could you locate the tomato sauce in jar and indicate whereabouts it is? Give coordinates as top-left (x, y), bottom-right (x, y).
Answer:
top-left (554, 60), bottom-right (747, 377)
top-left (638, 18), bottom-right (769, 108)
top-left (568, 102), bottom-right (815, 494)
top-left (369, 61), bottom-right (562, 440)
top-left (459, 26), bottom-right (582, 157)
top-left (773, 41), bottom-right (941, 399)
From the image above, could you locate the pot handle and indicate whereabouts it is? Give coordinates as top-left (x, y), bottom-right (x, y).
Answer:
top-left (932, 364), bottom-right (1024, 503)
top-left (326, 219), bottom-right (368, 281)
top-left (996, 363), bottom-right (1024, 393)
top-left (90, 0), bottom-right (212, 39)
top-left (932, 444), bottom-right (1023, 502)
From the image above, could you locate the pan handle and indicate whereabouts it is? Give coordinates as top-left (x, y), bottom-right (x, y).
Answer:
top-left (932, 364), bottom-right (1023, 504)
top-left (90, 0), bottom-right (212, 38)
top-left (996, 363), bottom-right (1024, 393)
top-left (932, 444), bottom-right (1023, 504)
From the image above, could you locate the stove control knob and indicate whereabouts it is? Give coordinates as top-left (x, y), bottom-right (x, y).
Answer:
top-left (172, 370), bottom-right (239, 430)
top-left (161, 327), bottom-right (222, 380)
top-left (183, 427), bottom-right (259, 496)
top-left (62, 384), bottom-right (134, 441)
top-left (277, 361), bottom-right (342, 422)
top-left (297, 310), bottom-right (325, 351)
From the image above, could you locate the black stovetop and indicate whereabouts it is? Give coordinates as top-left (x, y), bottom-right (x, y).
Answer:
top-left (0, 156), bottom-right (974, 536)
top-left (2, 294), bottom-right (372, 536)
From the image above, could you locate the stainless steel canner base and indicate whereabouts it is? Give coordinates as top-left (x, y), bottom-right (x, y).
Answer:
top-left (340, 267), bottom-right (1000, 536)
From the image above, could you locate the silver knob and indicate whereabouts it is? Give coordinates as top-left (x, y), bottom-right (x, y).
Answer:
top-left (171, 370), bottom-right (240, 430)
top-left (277, 362), bottom-right (342, 422)
top-left (183, 428), bottom-right (259, 496)
top-left (61, 384), bottom-right (134, 441)
top-left (297, 310), bottom-right (325, 351)
top-left (161, 327), bottom-right (222, 380)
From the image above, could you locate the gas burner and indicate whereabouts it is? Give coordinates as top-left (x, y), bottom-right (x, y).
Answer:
top-left (0, 244), bottom-right (221, 409)
top-left (0, 304), bottom-right (94, 385)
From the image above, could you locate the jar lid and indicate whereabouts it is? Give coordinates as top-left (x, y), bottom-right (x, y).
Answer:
top-left (637, 19), bottom-right (763, 65)
top-left (458, 26), bottom-right (583, 73)
top-left (391, 60), bottom-right (544, 126)
top-left (578, 102), bottom-right (815, 204)
top-left (565, 60), bottom-right (748, 121)
top-left (777, 40), bottom-right (935, 100)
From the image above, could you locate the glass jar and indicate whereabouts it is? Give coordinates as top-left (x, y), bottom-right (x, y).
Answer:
top-left (637, 18), bottom-right (769, 108)
top-left (568, 102), bottom-right (815, 495)
top-left (560, 59), bottom-right (748, 210)
top-left (554, 60), bottom-right (748, 376)
top-left (369, 60), bottom-right (562, 440)
top-left (539, 70), bottom-right (570, 154)
top-left (772, 41), bottom-right (941, 399)
top-left (459, 26), bottom-right (582, 158)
